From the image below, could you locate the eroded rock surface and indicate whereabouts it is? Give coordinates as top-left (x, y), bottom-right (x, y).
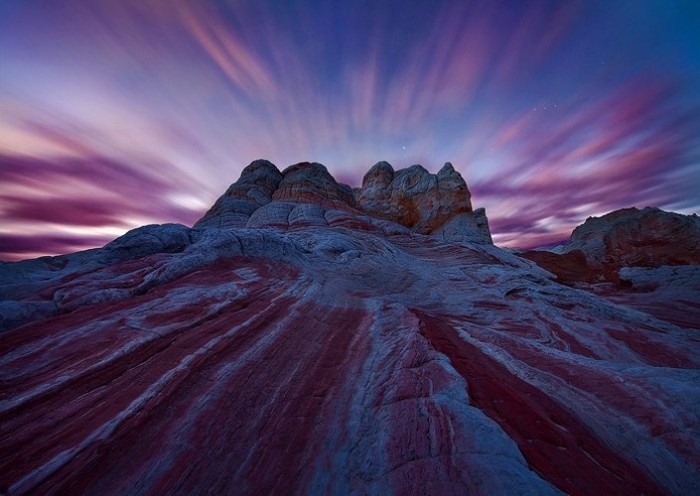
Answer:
top-left (195, 159), bottom-right (283, 228)
top-left (519, 206), bottom-right (700, 331)
top-left (197, 160), bottom-right (492, 243)
top-left (356, 161), bottom-right (491, 243)
top-left (1, 161), bottom-right (698, 496)
top-left (565, 207), bottom-right (700, 269)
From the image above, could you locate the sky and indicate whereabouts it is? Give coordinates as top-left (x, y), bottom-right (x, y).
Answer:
top-left (1, 0), bottom-right (699, 260)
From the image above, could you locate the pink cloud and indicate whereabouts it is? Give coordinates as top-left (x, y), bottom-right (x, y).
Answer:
top-left (0, 153), bottom-right (204, 260)
top-left (0, 234), bottom-right (110, 261)
top-left (0, 0), bottom-right (697, 258)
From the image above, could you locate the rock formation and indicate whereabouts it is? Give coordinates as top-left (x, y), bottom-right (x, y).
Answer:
top-left (565, 207), bottom-right (700, 268)
top-left (196, 160), bottom-right (492, 243)
top-left (520, 207), bottom-right (700, 283)
top-left (520, 206), bottom-right (700, 330)
top-left (195, 159), bottom-right (283, 228)
top-left (1, 161), bottom-right (698, 495)
top-left (356, 161), bottom-right (491, 243)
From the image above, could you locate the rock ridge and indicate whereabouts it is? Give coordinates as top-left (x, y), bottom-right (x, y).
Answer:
top-left (195, 160), bottom-right (492, 244)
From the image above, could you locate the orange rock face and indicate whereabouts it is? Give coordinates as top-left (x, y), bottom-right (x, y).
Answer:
top-left (357, 162), bottom-right (469, 226)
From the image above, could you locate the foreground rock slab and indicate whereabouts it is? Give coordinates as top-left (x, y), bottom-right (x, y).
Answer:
top-left (1, 162), bottom-right (699, 495)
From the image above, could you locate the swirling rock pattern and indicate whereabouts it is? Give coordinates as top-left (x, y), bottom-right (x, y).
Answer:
top-left (1, 162), bottom-right (698, 495)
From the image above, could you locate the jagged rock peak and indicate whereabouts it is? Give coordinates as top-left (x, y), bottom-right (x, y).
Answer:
top-left (195, 159), bottom-right (492, 243)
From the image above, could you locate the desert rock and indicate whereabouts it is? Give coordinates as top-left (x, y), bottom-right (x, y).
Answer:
top-left (1, 162), bottom-right (697, 496)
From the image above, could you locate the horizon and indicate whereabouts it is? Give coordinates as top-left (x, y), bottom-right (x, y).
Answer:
top-left (1, 0), bottom-right (700, 261)
top-left (0, 155), bottom-right (690, 261)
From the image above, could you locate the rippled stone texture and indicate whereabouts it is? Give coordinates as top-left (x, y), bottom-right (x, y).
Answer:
top-left (1, 161), bottom-right (698, 495)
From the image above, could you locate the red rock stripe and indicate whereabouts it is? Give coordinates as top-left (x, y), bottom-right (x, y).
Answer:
top-left (2, 288), bottom-right (296, 492)
top-left (1, 260), bottom-right (301, 492)
top-left (414, 310), bottom-right (666, 496)
top-left (5, 289), bottom-right (369, 494)
top-left (467, 326), bottom-right (698, 463)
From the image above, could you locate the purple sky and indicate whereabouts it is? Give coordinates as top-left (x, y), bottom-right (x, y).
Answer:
top-left (1, 0), bottom-right (699, 260)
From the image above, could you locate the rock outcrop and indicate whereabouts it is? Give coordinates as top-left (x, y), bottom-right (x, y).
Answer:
top-left (355, 162), bottom-right (487, 239)
top-left (521, 207), bottom-right (700, 282)
top-left (196, 160), bottom-right (492, 243)
top-left (519, 206), bottom-right (700, 330)
top-left (565, 207), bottom-right (700, 268)
top-left (1, 161), bottom-right (698, 496)
top-left (195, 159), bottom-right (283, 229)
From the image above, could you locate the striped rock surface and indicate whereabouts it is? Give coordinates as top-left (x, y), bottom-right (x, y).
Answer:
top-left (1, 164), bottom-right (699, 495)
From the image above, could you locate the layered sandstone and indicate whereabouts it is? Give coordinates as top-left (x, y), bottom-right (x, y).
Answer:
top-left (519, 206), bottom-right (700, 330)
top-left (566, 207), bottom-right (700, 268)
top-left (196, 160), bottom-right (492, 243)
top-left (1, 162), bottom-right (698, 496)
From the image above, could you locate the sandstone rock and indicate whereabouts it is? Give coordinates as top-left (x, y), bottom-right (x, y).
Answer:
top-left (246, 201), bottom-right (297, 228)
top-left (519, 207), bottom-right (700, 331)
top-left (565, 207), bottom-right (700, 268)
top-left (3, 166), bottom-right (698, 495)
top-left (272, 161), bottom-right (355, 209)
top-left (195, 159), bottom-right (282, 228)
top-left (193, 197), bottom-right (254, 229)
top-left (618, 264), bottom-right (700, 291)
top-left (432, 208), bottom-right (493, 244)
top-left (288, 203), bottom-right (327, 227)
top-left (195, 159), bottom-right (492, 244)
top-left (101, 223), bottom-right (192, 261)
top-left (361, 160), bottom-right (394, 194)
top-left (518, 249), bottom-right (596, 285)
top-left (597, 265), bottom-right (700, 330)
top-left (522, 207), bottom-right (700, 283)
top-left (2, 217), bottom-right (697, 495)
top-left (356, 161), bottom-right (479, 237)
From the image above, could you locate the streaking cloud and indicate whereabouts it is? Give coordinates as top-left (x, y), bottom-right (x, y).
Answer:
top-left (0, 0), bottom-right (698, 259)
